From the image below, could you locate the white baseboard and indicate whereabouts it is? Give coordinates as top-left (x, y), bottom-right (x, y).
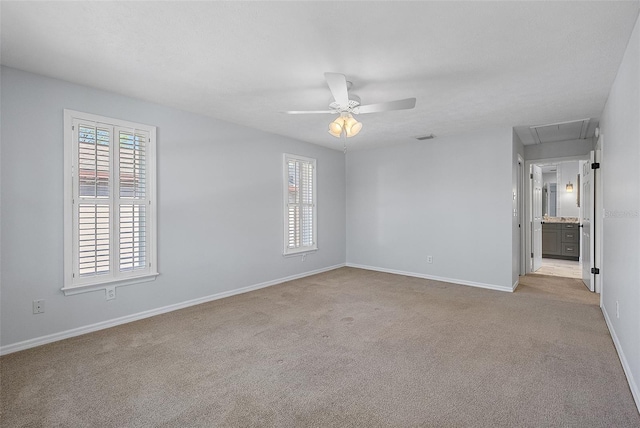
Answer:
top-left (512, 279), bottom-right (520, 291)
top-left (602, 304), bottom-right (640, 414)
top-left (346, 263), bottom-right (514, 293)
top-left (0, 263), bottom-right (345, 356)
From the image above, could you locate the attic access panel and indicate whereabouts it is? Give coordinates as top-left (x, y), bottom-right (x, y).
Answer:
top-left (530, 119), bottom-right (590, 144)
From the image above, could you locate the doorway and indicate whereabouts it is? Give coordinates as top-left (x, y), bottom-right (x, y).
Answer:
top-left (525, 155), bottom-right (597, 290)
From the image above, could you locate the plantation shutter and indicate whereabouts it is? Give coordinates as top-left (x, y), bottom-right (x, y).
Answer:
top-left (76, 123), bottom-right (111, 277)
top-left (117, 128), bottom-right (148, 273)
top-left (300, 161), bottom-right (314, 247)
top-left (284, 155), bottom-right (317, 254)
top-left (287, 159), bottom-right (300, 249)
top-left (68, 115), bottom-right (154, 289)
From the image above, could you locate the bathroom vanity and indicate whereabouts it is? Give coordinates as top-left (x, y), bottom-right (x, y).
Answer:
top-left (542, 218), bottom-right (580, 261)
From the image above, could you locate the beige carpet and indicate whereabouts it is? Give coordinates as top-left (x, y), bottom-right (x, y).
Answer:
top-left (2, 268), bottom-right (639, 427)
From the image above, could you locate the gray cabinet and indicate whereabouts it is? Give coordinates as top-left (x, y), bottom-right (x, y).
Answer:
top-left (542, 224), bottom-right (562, 255)
top-left (542, 222), bottom-right (579, 261)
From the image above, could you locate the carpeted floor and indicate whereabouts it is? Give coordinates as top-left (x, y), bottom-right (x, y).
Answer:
top-left (1, 267), bottom-right (639, 427)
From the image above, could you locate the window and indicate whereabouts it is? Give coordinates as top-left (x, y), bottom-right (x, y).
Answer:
top-left (283, 154), bottom-right (317, 255)
top-left (63, 110), bottom-right (158, 294)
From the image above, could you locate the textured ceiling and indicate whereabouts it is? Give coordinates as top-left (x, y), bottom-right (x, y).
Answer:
top-left (2, 1), bottom-right (639, 150)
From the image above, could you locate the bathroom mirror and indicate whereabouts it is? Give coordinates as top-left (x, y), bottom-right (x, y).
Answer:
top-left (542, 182), bottom-right (557, 217)
top-left (541, 165), bottom-right (558, 217)
top-left (537, 161), bottom-right (580, 218)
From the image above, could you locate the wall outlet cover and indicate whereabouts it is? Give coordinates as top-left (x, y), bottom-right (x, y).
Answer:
top-left (32, 299), bottom-right (45, 314)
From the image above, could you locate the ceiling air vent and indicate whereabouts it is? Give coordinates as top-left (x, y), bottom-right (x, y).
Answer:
top-left (529, 118), bottom-right (590, 144)
top-left (415, 134), bottom-right (436, 141)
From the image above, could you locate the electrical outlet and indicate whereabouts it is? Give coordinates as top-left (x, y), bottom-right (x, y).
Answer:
top-left (427, 255), bottom-right (433, 264)
top-left (616, 301), bottom-right (619, 319)
top-left (106, 286), bottom-right (116, 301)
top-left (32, 299), bottom-right (45, 314)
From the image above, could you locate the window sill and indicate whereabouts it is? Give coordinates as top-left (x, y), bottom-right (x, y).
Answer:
top-left (61, 272), bottom-right (159, 296)
top-left (283, 248), bottom-right (318, 258)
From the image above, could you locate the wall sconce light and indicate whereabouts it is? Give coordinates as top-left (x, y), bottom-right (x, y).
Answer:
top-left (566, 182), bottom-right (574, 193)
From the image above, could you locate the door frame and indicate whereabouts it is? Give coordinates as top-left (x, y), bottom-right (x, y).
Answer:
top-left (518, 155), bottom-right (526, 276)
top-left (525, 155), bottom-right (590, 275)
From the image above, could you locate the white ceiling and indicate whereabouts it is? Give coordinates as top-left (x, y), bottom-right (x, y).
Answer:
top-left (2, 1), bottom-right (639, 151)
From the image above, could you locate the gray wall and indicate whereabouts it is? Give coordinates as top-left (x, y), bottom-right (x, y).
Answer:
top-left (346, 128), bottom-right (514, 291)
top-left (599, 13), bottom-right (640, 410)
top-left (0, 67), bottom-right (346, 348)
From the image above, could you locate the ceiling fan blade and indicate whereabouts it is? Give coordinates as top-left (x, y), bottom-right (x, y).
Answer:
top-left (353, 98), bottom-right (417, 114)
top-left (282, 110), bottom-right (336, 114)
top-left (324, 72), bottom-right (349, 109)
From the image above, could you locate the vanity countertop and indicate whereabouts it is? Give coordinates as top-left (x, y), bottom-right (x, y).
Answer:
top-left (543, 217), bottom-right (579, 224)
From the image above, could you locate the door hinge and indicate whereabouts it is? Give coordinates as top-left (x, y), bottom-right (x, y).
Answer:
top-left (591, 162), bottom-right (600, 170)
top-left (72, 125), bottom-right (75, 131)
top-left (531, 252), bottom-right (534, 258)
top-left (591, 267), bottom-right (600, 274)
top-left (530, 173), bottom-right (533, 179)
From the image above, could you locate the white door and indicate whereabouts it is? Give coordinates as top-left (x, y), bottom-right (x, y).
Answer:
top-left (581, 151), bottom-right (596, 291)
top-left (594, 147), bottom-right (602, 293)
top-left (532, 165), bottom-right (543, 272)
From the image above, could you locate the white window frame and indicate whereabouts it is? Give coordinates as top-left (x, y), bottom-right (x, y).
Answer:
top-left (63, 110), bottom-right (158, 296)
top-left (283, 154), bottom-right (318, 256)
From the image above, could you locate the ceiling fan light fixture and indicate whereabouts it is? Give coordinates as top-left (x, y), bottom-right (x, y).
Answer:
top-left (328, 117), bottom-right (344, 137)
top-left (288, 73), bottom-right (416, 143)
top-left (328, 114), bottom-right (363, 138)
top-left (345, 116), bottom-right (362, 137)
top-left (328, 127), bottom-right (342, 138)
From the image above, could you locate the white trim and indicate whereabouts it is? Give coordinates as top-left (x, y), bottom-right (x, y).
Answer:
top-left (63, 110), bottom-right (74, 288)
top-left (61, 272), bottom-right (159, 296)
top-left (602, 304), bottom-right (640, 413)
top-left (282, 249), bottom-right (317, 258)
top-left (512, 279), bottom-right (520, 291)
top-left (283, 248), bottom-right (318, 257)
top-left (64, 109), bottom-right (156, 131)
top-left (524, 155), bottom-right (591, 275)
top-left (0, 264), bottom-right (345, 356)
top-left (346, 263), bottom-right (514, 293)
top-left (283, 153), bottom-right (318, 255)
top-left (518, 154), bottom-right (526, 277)
top-left (63, 109), bottom-right (158, 291)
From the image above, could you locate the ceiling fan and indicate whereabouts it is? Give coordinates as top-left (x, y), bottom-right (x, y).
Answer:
top-left (284, 72), bottom-right (417, 138)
